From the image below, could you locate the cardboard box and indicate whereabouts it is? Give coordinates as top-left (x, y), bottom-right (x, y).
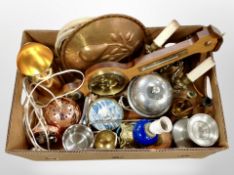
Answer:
top-left (5, 26), bottom-right (228, 160)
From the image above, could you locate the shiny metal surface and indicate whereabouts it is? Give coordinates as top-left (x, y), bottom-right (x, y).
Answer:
top-left (79, 96), bottom-right (92, 126)
top-left (88, 71), bottom-right (128, 96)
top-left (60, 14), bottom-right (146, 70)
top-left (172, 118), bottom-right (194, 147)
top-left (62, 124), bottom-right (94, 151)
top-left (55, 17), bottom-right (92, 56)
top-left (127, 73), bottom-right (173, 118)
top-left (187, 113), bottom-right (219, 147)
top-left (88, 98), bottom-right (124, 130)
top-left (119, 122), bottom-right (135, 148)
top-left (44, 98), bottom-right (81, 129)
top-left (32, 124), bottom-right (61, 147)
top-left (17, 42), bottom-right (53, 76)
top-left (94, 130), bottom-right (117, 149)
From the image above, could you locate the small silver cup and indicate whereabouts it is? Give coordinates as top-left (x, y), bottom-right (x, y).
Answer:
top-left (62, 124), bottom-right (94, 151)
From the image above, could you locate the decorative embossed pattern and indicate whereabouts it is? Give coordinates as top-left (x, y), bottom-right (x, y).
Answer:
top-left (60, 14), bottom-right (146, 70)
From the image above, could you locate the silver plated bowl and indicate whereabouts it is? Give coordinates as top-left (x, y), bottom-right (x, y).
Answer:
top-left (62, 124), bottom-right (94, 151)
top-left (127, 73), bottom-right (173, 118)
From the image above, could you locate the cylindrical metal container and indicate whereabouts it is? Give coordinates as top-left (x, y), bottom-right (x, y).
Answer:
top-left (62, 124), bottom-right (94, 151)
top-left (172, 118), bottom-right (194, 147)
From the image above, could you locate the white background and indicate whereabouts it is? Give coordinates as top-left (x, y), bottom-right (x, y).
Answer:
top-left (0, 0), bottom-right (233, 174)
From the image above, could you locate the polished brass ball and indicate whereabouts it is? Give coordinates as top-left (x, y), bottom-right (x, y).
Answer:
top-left (17, 42), bottom-right (53, 76)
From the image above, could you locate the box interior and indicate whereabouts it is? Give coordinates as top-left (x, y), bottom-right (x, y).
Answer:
top-left (5, 26), bottom-right (228, 160)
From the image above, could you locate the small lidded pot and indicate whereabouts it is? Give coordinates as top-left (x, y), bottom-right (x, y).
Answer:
top-left (127, 73), bottom-right (173, 118)
top-left (44, 98), bottom-right (81, 130)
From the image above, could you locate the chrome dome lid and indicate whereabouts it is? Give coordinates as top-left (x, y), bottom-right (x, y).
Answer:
top-left (127, 73), bottom-right (173, 118)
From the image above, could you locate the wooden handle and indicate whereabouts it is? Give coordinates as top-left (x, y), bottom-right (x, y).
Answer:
top-left (186, 56), bottom-right (215, 82)
top-left (79, 26), bottom-right (223, 96)
top-left (127, 26), bottom-right (222, 79)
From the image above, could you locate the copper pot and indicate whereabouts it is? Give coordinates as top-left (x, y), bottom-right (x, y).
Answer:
top-left (44, 98), bottom-right (81, 129)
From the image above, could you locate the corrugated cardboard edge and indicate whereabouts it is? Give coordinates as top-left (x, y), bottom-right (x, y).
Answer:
top-left (208, 67), bottom-right (229, 148)
top-left (6, 147), bottom-right (227, 161)
top-left (5, 30), bottom-right (26, 152)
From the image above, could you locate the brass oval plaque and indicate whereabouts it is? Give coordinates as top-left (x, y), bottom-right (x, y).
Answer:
top-left (60, 14), bottom-right (147, 70)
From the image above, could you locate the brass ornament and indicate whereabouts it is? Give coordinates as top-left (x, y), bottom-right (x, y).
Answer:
top-left (171, 97), bottom-right (194, 118)
top-left (88, 71), bottom-right (128, 96)
top-left (17, 42), bottom-right (53, 76)
top-left (119, 123), bottom-right (135, 148)
top-left (94, 130), bottom-right (118, 149)
top-left (17, 42), bottom-right (62, 92)
top-left (60, 14), bottom-right (146, 70)
top-left (55, 17), bottom-right (93, 56)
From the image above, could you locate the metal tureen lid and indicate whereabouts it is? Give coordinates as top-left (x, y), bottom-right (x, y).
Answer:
top-left (127, 73), bottom-right (173, 118)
